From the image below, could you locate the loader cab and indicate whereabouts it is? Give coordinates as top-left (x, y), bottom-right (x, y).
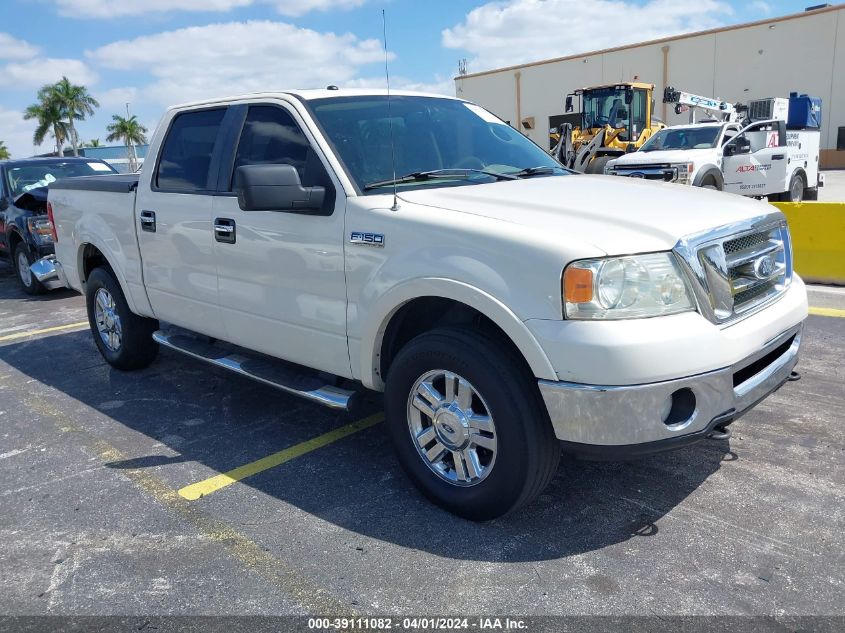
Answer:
top-left (574, 84), bottom-right (650, 142)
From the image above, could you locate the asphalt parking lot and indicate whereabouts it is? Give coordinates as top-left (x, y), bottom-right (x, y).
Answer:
top-left (1, 260), bottom-right (843, 619)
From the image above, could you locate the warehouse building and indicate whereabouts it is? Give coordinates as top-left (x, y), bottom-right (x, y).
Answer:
top-left (454, 3), bottom-right (845, 168)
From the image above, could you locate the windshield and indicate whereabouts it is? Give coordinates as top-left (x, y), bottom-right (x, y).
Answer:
top-left (5, 160), bottom-right (116, 197)
top-left (307, 96), bottom-right (567, 193)
top-left (582, 88), bottom-right (631, 130)
top-left (640, 127), bottom-right (721, 152)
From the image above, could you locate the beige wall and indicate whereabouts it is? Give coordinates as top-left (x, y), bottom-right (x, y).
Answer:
top-left (457, 6), bottom-right (845, 154)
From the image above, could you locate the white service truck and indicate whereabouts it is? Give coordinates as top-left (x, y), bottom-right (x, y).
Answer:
top-left (36, 90), bottom-right (807, 520)
top-left (606, 97), bottom-right (823, 201)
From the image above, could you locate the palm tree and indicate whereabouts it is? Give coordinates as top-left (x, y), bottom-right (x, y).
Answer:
top-left (0, 141), bottom-right (9, 160)
top-left (49, 76), bottom-right (99, 156)
top-left (106, 114), bottom-right (148, 171)
top-left (23, 90), bottom-right (69, 157)
top-left (86, 138), bottom-right (101, 147)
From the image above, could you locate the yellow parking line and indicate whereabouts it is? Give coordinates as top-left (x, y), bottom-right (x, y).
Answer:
top-left (809, 306), bottom-right (845, 318)
top-left (0, 321), bottom-right (88, 342)
top-left (178, 412), bottom-right (384, 501)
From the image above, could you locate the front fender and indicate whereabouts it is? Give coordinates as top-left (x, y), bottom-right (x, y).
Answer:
top-left (354, 277), bottom-right (559, 391)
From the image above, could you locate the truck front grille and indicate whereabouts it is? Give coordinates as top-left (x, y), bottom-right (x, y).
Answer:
top-left (612, 164), bottom-right (676, 181)
top-left (674, 216), bottom-right (793, 324)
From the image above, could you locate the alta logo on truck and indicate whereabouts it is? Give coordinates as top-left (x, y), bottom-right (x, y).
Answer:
top-left (736, 164), bottom-right (772, 173)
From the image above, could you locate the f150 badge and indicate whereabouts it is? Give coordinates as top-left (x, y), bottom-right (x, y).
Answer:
top-left (350, 232), bottom-right (385, 247)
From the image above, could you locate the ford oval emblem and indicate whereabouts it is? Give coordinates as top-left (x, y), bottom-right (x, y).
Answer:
top-left (753, 254), bottom-right (776, 279)
top-left (630, 172), bottom-right (645, 179)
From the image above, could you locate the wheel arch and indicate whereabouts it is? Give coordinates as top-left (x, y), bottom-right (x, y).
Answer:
top-left (76, 241), bottom-right (142, 314)
top-left (359, 279), bottom-right (558, 391)
top-left (7, 227), bottom-right (25, 258)
top-left (692, 166), bottom-right (724, 189)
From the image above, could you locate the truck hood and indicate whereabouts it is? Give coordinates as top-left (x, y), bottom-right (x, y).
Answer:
top-left (611, 148), bottom-right (715, 166)
top-left (397, 175), bottom-right (775, 255)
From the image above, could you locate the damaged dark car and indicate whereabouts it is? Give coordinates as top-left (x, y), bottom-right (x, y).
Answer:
top-left (0, 157), bottom-right (116, 294)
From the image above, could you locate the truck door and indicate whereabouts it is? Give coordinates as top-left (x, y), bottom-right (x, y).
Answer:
top-left (210, 101), bottom-right (351, 378)
top-left (134, 107), bottom-right (228, 339)
top-left (722, 121), bottom-right (788, 196)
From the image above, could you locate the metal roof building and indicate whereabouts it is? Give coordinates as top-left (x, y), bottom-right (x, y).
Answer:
top-left (454, 3), bottom-right (845, 168)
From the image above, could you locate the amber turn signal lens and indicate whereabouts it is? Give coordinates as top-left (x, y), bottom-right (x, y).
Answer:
top-left (564, 267), bottom-right (594, 303)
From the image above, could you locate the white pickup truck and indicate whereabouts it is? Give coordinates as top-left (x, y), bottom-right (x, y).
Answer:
top-left (605, 119), bottom-right (822, 201)
top-left (39, 90), bottom-right (807, 520)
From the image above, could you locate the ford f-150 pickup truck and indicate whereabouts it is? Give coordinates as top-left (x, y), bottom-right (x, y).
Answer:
top-left (41, 90), bottom-right (807, 520)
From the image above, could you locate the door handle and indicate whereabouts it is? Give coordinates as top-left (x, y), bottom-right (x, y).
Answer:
top-left (139, 210), bottom-right (156, 232)
top-left (772, 154), bottom-right (785, 160)
top-left (214, 218), bottom-right (236, 244)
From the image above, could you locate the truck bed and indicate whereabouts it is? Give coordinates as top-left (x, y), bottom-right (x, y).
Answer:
top-left (50, 174), bottom-right (140, 193)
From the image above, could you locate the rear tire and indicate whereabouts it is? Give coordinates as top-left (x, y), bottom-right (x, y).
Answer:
top-left (786, 172), bottom-right (805, 202)
top-left (585, 155), bottom-right (612, 175)
top-left (13, 243), bottom-right (46, 295)
top-left (85, 266), bottom-right (159, 370)
top-left (384, 327), bottom-right (560, 521)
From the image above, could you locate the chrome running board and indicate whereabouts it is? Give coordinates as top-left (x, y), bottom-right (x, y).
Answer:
top-left (152, 329), bottom-right (355, 410)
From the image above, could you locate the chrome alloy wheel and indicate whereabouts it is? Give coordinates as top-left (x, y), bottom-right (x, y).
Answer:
top-left (94, 287), bottom-right (122, 351)
top-left (17, 250), bottom-right (32, 287)
top-left (407, 369), bottom-right (497, 487)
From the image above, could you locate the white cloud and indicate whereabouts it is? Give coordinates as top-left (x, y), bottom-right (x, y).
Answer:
top-left (97, 86), bottom-right (140, 109)
top-left (52, 0), bottom-right (366, 18)
top-left (86, 21), bottom-right (387, 106)
top-left (750, 1), bottom-right (772, 15)
top-left (443, 0), bottom-right (733, 72)
top-left (345, 75), bottom-right (455, 96)
top-left (272, 0), bottom-right (367, 17)
top-left (0, 33), bottom-right (39, 60)
top-left (0, 107), bottom-right (43, 158)
top-left (0, 57), bottom-right (98, 89)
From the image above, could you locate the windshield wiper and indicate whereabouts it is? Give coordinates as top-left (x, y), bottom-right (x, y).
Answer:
top-left (363, 168), bottom-right (517, 191)
top-left (508, 165), bottom-right (564, 178)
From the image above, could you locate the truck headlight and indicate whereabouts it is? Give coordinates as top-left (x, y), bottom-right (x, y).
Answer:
top-left (563, 252), bottom-right (695, 319)
top-left (673, 162), bottom-right (694, 184)
top-left (27, 216), bottom-right (54, 245)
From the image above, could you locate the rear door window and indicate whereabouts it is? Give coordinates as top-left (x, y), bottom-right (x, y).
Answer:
top-left (156, 108), bottom-right (226, 192)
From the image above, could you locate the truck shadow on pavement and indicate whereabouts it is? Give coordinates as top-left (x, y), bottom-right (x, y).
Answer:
top-left (0, 330), bottom-right (730, 564)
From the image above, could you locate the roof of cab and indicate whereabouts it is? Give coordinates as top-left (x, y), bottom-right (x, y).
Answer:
top-left (167, 88), bottom-right (462, 111)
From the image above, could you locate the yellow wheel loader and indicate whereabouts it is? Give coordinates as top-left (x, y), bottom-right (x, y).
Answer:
top-left (551, 82), bottom-right (665, 174)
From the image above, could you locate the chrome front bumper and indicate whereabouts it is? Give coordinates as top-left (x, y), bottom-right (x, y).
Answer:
top-left (30, 255), bottom-right (68, 290)
top-left (539, 322), bottom-right (803, 449)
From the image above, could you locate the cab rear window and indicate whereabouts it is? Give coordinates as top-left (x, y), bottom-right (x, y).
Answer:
top-left (155, 108), bottom-right (226, 192)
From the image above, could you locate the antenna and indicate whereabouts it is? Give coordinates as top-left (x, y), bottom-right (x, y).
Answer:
top-left (382, 9), bottom-right (398, 211)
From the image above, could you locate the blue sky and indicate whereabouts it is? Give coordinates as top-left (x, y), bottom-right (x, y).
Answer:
top-left (0, 0), bottom-right (811, 157)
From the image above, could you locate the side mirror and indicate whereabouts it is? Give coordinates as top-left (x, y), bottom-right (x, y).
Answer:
top-left (626, 143), bottom-right (636, 153)
top-left (565, 95), bottom-right (573, 113)
top-left (235, 164), bottom-right (325, 213)
top-left (724, 136), bottom-right (751, 157)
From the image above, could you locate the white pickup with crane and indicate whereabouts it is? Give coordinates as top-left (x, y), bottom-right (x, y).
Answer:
top-left (606, 88), bottom-right (823, 201)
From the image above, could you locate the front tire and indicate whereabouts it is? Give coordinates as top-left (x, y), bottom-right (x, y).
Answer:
top-left (85, 266), bottom-right (159, 370)
top-left (13, 243), bottom-right (46, 295)
top-left (585, 155), bottom-right (612, 175)
top-left (384, 327), bottom-right (560, 521)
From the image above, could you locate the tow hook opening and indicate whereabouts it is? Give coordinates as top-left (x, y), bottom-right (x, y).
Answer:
top-left (662, 388), bottom-right (696, 427)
